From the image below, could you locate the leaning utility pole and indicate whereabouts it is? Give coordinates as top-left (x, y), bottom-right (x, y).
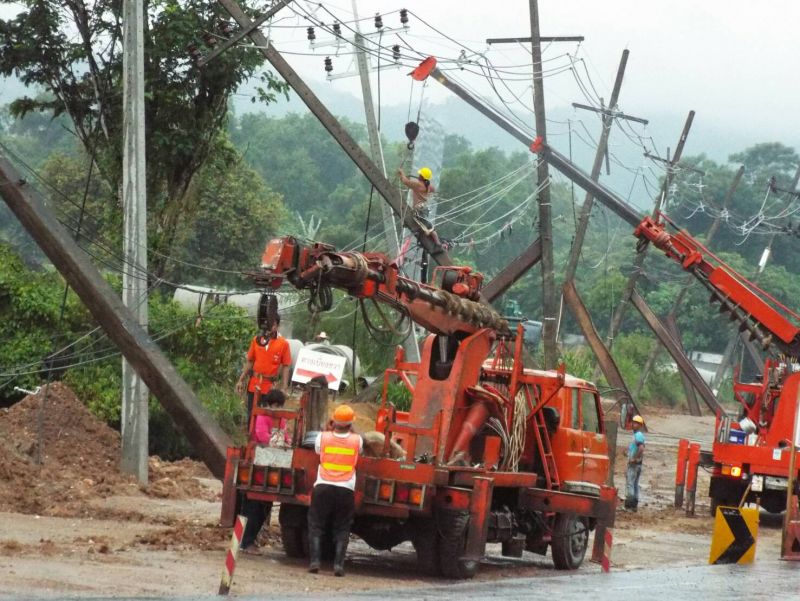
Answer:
top-left (563, 50), bottom-right (636, 283)
top-left (121, 0), bottom-right (149, 484)
top-left (712, 164), bottom-right (800, 388)
top-left (634, 165), bottom-right (745, 404)
top-left (529, 0), bottom-right (557, 368)
top-left (603, 111), bottom-right (696, 350)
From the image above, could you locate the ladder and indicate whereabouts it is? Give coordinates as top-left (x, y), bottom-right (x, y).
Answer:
top-left (533, 410), bottom-right (560, 491)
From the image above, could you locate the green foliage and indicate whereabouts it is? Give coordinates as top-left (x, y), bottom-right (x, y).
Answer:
top-left (558, 347), bottom-right (596, 382)
top-left (386, 380), bottom-right (412, 412)
top-left (609, 333), bottom-right (685, 408)
top-left (0, 0), bottom-right (288, 278)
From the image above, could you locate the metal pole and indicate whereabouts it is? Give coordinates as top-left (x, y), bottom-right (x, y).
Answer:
top-left (528, 0), bottom-right (557, 368)
top-left (122, 0), bottom-right (148, 484)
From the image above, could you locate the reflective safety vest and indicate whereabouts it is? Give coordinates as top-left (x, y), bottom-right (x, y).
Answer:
top-left (319, 431), bottom-right (361, 483)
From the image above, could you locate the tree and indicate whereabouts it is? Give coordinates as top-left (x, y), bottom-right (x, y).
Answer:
top-left (0, 0), bottom-right (288, 277)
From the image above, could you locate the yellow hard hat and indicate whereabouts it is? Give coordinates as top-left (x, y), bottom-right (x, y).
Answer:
top-left (418, 167), bottom-right (432, 180)
top-left (632, 415), bottom-right (644, 425)
top-left (333, 405), bottom-right (355, 426)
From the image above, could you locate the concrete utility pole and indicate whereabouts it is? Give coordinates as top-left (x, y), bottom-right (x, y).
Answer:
top-left (217, 0), bottom-right (453, 268)
top-left (121, 0), bottom-right (148, 484)
top-left (563, 50), bottom-right (633, 283)
top-left (350, 0), bottom-right (418, 362)
top-left (603, 111), bottom-right (696, 351)
top-left (634, 165), bottom-right (745, 404)
top-left (0, 156), bottom-right (232, 478)
top-left (712, 164), bottom-right (800, 389)
top-left (351, 0), bottom-right (399, 259)
top-left (528, 0), bottom-right (557, 369)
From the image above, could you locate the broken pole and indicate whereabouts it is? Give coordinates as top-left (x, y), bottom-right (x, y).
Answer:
top-left (0, 155), bottom-right (232, 478)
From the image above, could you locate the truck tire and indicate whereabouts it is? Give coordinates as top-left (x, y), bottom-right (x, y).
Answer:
top-left (278, 504), bottom-right (308, 558)
top-left (437, 510), bottom-right (478, 579)
top-left (411, 517), bottom-right (441, 576)
top-left (550, 514), bottom-right (588, 570)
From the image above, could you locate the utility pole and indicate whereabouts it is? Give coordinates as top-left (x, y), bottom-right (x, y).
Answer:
top-left (351, 0), bottom-right (399, 259)
top-left (634, 165), bottom-right (744, 403)
top-left (529, 0), bottom-right (557, 368)
top-left (712, 164), bottom-right (800, 388)
top-left (563, 50), bottom-right (641, 283)
top-left (603, 111), bottom-right (695, 351)
top-left (350, 0), bottom-right (419, 362)
top-left (121, 0), bottom-right (148, 484)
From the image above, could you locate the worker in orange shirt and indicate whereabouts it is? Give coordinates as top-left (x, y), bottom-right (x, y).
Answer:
top-left (308, 405), bottom-right (363, 577)
top-left (235, 315), bottom-right (292, 431)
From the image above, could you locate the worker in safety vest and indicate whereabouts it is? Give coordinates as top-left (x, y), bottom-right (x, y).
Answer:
top-left (235, 314), bottom-right (292, 429)
top-left (624, 415), bottom-right (646, 511)
top-left (308, 405), bottom-right (363, 577)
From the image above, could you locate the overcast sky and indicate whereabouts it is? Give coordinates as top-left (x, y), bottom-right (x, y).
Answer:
top-left (262, 0), bottom-right (800, 152)
top-left (1, 1), bottom-right (798, 156)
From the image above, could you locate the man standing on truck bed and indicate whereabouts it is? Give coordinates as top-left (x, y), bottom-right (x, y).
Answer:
top-left (308, 405), bottom-right (363, 577)
top-left (235, 315), bottom-right (291, 429)
top-left (624, 415), bottom-right (646, 511)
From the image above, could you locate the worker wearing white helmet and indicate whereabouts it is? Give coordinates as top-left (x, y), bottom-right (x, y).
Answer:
top-left (624, 415), bottom-right (646, 511)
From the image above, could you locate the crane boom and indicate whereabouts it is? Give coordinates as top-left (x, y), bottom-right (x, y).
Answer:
top-left (634, 214), bottom-right (800, 357)
top-left (255, 236), bottom-right (510, 337)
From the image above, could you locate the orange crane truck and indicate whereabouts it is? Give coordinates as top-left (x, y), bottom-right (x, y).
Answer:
top-left (220, 236), bottom-right (616, 578)
top-left (634, 214), bottom-right (800, 515)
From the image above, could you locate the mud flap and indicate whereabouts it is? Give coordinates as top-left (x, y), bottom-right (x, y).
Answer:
top-left (464, 476), bottom-right (493, 568)
top-left (219, 448), bottom-right (241, 527)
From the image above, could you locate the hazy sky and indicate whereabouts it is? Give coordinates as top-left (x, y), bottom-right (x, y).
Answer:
top-left (261, 0), bottom-right (800, 151)
top-left (1, 1), bottom-right (798, 155)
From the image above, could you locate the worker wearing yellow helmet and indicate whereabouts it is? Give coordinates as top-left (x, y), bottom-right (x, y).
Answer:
top-left (624, 414), bottom-right (646, 511)
top-left (397, 165), bottom-right (436, 215)
top-left (308, 404), bottom-right (363, 577)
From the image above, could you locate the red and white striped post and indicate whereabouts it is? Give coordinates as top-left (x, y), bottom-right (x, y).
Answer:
top-left (218, 515), bottom-right (248, 595)
top-left (601, 528), bottom-right (613, 573)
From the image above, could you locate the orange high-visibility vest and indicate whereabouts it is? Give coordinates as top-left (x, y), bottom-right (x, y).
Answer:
top-left (319, 431), bottom-right (361, 483)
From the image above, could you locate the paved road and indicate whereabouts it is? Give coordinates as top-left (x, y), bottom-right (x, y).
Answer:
top-left (266, 559), bottom-right (799, 601)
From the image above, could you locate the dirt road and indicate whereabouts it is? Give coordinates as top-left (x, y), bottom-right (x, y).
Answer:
top-left (0, 388), bottom-right (786, 598)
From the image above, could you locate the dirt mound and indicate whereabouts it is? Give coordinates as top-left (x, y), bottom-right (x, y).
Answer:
top-left (0, 382), bottom-right (215, 515)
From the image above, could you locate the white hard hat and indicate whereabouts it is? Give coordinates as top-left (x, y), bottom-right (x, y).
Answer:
top-left (317, 331), bottom-right (329, 339)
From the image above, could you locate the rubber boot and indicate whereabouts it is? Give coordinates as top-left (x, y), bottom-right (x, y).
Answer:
top-left (333, 534), bottom-right (349, 577)
top-left (308, 536), bottom-right (321, 574)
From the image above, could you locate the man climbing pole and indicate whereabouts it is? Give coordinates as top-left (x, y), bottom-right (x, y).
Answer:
top-left (397, 166), bottom-right (439, 241)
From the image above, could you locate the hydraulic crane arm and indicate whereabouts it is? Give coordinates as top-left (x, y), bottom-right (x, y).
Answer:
top-left (634, 214), bottom-right (800, 357)
top-left (255, 237), bottom-right (509, 338)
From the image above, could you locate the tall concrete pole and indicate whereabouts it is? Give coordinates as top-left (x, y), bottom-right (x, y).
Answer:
top-left (528, 0), bottom-right (558, 368)
top-left (351, 0), bottom-right (399, 259)
top-left (351, 1), bottom-right (416, 361)
top-left (122, 0), bottom-right (148, 484)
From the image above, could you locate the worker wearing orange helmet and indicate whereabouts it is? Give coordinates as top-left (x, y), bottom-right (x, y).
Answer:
top-left (308, 404), bottom-right (363, 577)
top-left (624, 415), bottom-right (646, 511)
top-left (397, 166), bottom-right (436, 215)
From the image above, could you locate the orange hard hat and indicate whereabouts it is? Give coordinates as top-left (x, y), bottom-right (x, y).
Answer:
top-left (333, 405), bottom-right (355, 426)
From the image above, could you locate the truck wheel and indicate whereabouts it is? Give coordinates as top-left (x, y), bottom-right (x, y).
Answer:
top-left (551, 514), bottom-right (589, 570)
top-left (437, 510), bottom-right (478, 579)
top-left (278, 504), bottom-right (308, 558)
top-left (411, 517), bottom-right (441, 576)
